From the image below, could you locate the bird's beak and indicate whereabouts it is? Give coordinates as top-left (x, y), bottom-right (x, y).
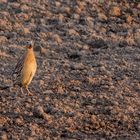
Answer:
top-left (29, 41), bottom-right (34, 46)
top-left (26, 41), bottom-right (34, 49)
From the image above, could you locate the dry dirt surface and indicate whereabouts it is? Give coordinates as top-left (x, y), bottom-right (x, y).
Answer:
top-left (0, 0), bottom-right (140, 139)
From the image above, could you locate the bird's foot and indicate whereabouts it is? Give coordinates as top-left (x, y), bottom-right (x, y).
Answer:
top-left (27, 91), bottom-right (33, 96)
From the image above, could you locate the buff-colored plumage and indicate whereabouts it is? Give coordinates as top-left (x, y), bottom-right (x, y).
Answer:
top-left (13, 41), bottom-right (37, 95)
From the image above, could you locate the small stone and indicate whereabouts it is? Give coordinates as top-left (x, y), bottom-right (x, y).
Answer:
top-left (15, 117), bottom-right (24, 126)
top-left (27, 137), bottom-right (35, 140)
top-left (45, 96), bottom-right (50, 101)
top-left (110, 6), bottom-right (121, 17)
top-left (53, 34), bottom-right (62, 44)
top-left (100, 121), bottom-right (106, 127)
top-left (73, 14), bottom-right (80, 20)
top-left (0, 11), bottom-right (9, 17)
top-left (0, 19), bottom-right (12, 30)
top-left (21, 4), bottom-right (30, 11)
top-left (17, 13), bottom-right (30, 21)
top-left (71, 63), bottom-right (85, 70)
top-left (40, 47), bottom-right (47, 56)
top-left (126, 15), bottom-right (133, 24)
top-left (91, 115), bottom-right (97, 123)
top-left (40, 32), bottom-right (47, 38)
top-left (43, 90), bottom-right (53, 94)
top-left (127, 106), bottom-right (134, 113)
top-left (86, 16), bottom-right (94, 27)
top-left (83, 45), bottom-right (89, 50)
top-left (64, 7), bottom-right (71, 14)
top-left (68, 29), bottom-right (79, 36)
top-left (77, 1), bottom-right (85, 11)
top-left (33, 106), bottom-right (45, 118)
top-left (0, 0), bottom-right (7, 3)
top-left (55, 1), bottom-right (61, 7)
top-left (0, 36), bottom-right (7, 43)
top-left (1, 133), bottom-right (8, 140)
top-left (57, 86), bottom-right (64, 94)
top-left (23, 27), bottom-right (30, 34)
top-left (137, 3), bottom-right (140, 9)
top-left (9, 2), bottom-right (20, 8)
top-left (91, 99), bottom-right (96, 104)
top-left (58, 13), bottom-right (64, 23)
top-left (39, 80), bottom-right (45, 85)
top-left (134, 29), bottom-right (140, 46)
top-left (0, 116), bottom-right (7, 126)
top-left (42, 114), bottom-right (53, 124)
top-left (75, 6), bottom-right (81, 14)
top-left (98, 13), bottom-right (107, 21)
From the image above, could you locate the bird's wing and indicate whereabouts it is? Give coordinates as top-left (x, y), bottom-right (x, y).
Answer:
top-left (13, 53), bottom-right (25, 75)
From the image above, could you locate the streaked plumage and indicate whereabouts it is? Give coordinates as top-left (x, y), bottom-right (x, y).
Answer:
top-left (13, 41), bottom-right (37, 95)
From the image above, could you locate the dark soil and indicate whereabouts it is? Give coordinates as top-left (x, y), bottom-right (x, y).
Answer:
top-left (0, 0), bottom-right (140, 139)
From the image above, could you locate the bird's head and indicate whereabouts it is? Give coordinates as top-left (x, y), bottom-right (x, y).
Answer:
top-left (26, 41), bottom-right (34, 49)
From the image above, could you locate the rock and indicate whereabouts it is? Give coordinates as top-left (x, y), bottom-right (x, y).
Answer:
top-left (33, 106), bottom-right (45, 118)
top-left (0, 0), bottom-right (7, 3)
top-left (110, 6), bottom-right (121, 17)
top-left (83, 45), bottom-right (89, 50)
top-left (57, 86), bottom-right (64, 94)
top-left (39, 32), bottom-right (47, 38)
top-left (21, 4), bottom-right (30, 11)
top-left (1, 133), bottom-right (8, 140)
top-left (77, 1), bottom-right (85, 11)
top-left (75, 6), bottom-right (82, 14)
top-left (52, 34), bottom-right (62, 44)
top-left (126, 15), bottom-right (133, 24)
top-left (0, 19), bottom-right (12, 30)
top-left (137, 3), bottom-right (140, 9)
top-left (8, 2), bottom-right (20, 9)
top-left (91, 115), bottom-right (97, 123)
top-left (134, 29), bottom-right (140, 46)
top-left (39, 80), bottom-right (45, 86)
top-left (98, 13), bottom-right (107, 21)
top-left (45, 96), bottom-right (50, 101)
top-left (60, 6), bottom-right (71, 14)
top-left (58, 13), bottom-right (64, 23)
top-left (27, 137), bottom-right (35, 140)
top-left (0, 36), bottom-right (7, 43)
top-left (55, 1), bottom-right (61, 7)
top-left (15, 118), bottom-right (24, 126)
top-left (16, 13), bottom-right (30, 21)
top-left (42, 113), bottom-right (53, 123)
top-left (73, 13), bottom-right (80, 20)
top-left (40, 46), bottom-right (47, 56)
top-left (71, 62), bottom-right (85, 70)
top-left (22, 27), bottom-right (30, 34)
top-left (0, 116), bottom-right (7, 126)
top-left (43, 90), bottom-right (54, 94)
top-left (68, 29), bottom-right (79, 36)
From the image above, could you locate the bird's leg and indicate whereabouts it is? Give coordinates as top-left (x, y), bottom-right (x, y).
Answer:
top-left (26, 86), bottom-right (33, 96)
top-left (20, 87), bottom-right (24, 94)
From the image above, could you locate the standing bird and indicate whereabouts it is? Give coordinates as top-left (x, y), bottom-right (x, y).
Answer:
top-left (13, 41), bottom-right (37, 95)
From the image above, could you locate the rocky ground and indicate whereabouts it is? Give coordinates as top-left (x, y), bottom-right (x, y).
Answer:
top-left (0, 0), bottom-right (140, 139)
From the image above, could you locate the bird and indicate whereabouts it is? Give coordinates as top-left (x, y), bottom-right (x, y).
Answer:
top-left (14, 41), bottom-right (37, 95)
top-left (0, 41), bottom-right (37, 95)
